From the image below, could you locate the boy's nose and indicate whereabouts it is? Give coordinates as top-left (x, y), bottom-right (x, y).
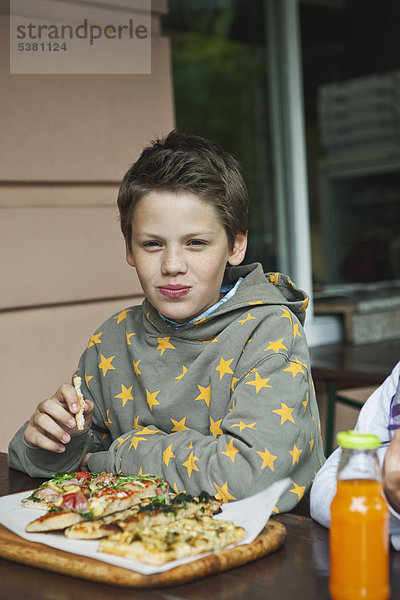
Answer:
top-left (161, 248), bottom-right (187, 275)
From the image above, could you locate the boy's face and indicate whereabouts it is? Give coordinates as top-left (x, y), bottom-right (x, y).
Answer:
top-left (126, 191), bottom-right (247, 323)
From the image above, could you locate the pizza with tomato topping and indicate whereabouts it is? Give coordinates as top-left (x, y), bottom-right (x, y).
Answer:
top-left (24, 472), bottom-right (169, 533)
top-left (21, 471), bottom-right (94, 510)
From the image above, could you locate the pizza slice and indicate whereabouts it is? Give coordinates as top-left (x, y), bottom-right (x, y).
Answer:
top-left (21, 471), bottom-right (93, 510)
top-left (25, 474), bottom-right (169, 533)
top-left (98, 515), bottom-right (246, 566)
top-left (73, 375), bottom-right (85, 430)
top-left (65, 491), bottom-right (222, 539)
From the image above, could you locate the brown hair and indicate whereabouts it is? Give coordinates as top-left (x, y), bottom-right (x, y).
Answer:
top-left (117, 130), bottom-right (249, 251)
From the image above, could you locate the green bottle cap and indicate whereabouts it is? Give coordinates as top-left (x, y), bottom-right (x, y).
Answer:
top-left (336, 430), bottom-right (381, 450)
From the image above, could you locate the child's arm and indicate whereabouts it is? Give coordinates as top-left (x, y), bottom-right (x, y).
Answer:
top-left (7, 383), bottom-right (98, 478)
top-left (383, 429), bottom-right (400, 513)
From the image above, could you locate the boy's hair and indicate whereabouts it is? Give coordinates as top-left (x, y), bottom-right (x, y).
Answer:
top-left (117, 130), bottom-right (249, 251)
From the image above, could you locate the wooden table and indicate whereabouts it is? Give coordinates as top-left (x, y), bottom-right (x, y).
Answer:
top-left (1, 454), bottom-right (400, 599)
top-left (310, 339), bottom-right (400, 387)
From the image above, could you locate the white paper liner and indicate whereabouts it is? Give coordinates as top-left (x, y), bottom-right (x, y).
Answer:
top-left (0, 478), bottom-right (290, 574)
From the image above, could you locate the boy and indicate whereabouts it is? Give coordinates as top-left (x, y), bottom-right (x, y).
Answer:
top-left (8, 131), bottom-right (324, 511)
top-left (311, 361), bottom-right (400, 548)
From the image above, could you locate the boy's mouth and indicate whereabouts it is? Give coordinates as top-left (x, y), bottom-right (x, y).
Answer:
top-left (158, 285), bottom-right (191, 299)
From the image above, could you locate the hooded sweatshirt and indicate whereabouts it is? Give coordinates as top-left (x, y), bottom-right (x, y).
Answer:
top-left (8, 263), bottom-right (325, 512)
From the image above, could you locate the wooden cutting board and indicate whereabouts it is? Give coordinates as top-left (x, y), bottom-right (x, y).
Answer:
top-left (0, 519), bottom-right (286, 588)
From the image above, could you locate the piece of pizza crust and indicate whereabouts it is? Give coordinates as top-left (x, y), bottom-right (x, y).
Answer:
top-left (73, 375), bottom-right (85, 430)
top-left (25, 510), bottom-right (84, 532)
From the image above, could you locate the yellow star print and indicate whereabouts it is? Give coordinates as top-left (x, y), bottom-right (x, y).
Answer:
top-left (210, 417), bottom-right (223, 437)
top-left (85, 372), bottom-right (93, 388)
top-left (192, 317), bottom-right (207, 326)
top-left (222, 439), bottom-right (239, 463)
top-left (303, 393), bottom-right (309, 413)
top-left (171, 417), bottom-right (189, 431)
top-left (176, 365), bottom-right (188, 380)
top-left (300, 298), bottom-right (309, 311)
top-left (182, 451), bottom-right (199, 478)
top-left (104, 409), bottom-right (112, 428)
top-left (126, 332), bottom-right (136, 346)
top-left (114, 384), bottom-right (133, 407)
top-left (98, 354), bottom-right (115, 376)
top-left (115, 434), bottom-right (130, 449)
top-left (146, 389), bottom-right (160, 411)
top-left (309, 437), bottom-right (314, 453)
top-left (284, 360), bottom-right (305, 378)
top-left (129, 436), bottom-right (147, 450)
top-left (257, 448), bottom-right (278, 471)
top-left (231, 377), bottom-right (238, 392)
top-left (281, 307), bottom-right (292, 323)
top-left (138, 466), bottom-right (150, 477)
top-left (195, 385), bottom-right (211, 407)
top-left (135, 427), bottom-right (158, 436)
top-left (163, 444), bottom-right (175, 466)
top-left (245, 371), bottom-right (272, 394)
top-left (216, 356), bottom-right (234, 380)
top-left (272, 403), bottom-right (295, 425)
top-left (113, 309), bottom-right (132, 324)
top-left (289, 443), bottom-right (303, 465)
top-left (133, 416), bottom-right (141, 429)
top-left (289, 481), bottom-right (306, 501)
top-left (293, 323), bottom-right (302, 339)
top-left (214, 481), bottom-right (236, 503)
top-left (231, 421), bottom-right (256, 432)
top-left (157, 337), bottom-right (175, 356)
top-left (133, 359), bottom-right (141, 375)
top-left (238, 313), bottom-right (256, 325)
top-left (265, 339), bottom-right (288, 354)
top-left (268, 272), bottom-right (280, 285)
top-left (88, 332), bottom-right (102, 348)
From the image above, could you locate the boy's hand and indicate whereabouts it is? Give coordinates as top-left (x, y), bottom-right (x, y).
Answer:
top-left (383, 428), bottom-right (400, 513)
top-left (24, 384), bottom-right (94, 453)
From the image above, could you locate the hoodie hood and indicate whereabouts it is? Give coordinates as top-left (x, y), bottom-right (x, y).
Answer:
top-left (222, 263), bottom-right (309, 325)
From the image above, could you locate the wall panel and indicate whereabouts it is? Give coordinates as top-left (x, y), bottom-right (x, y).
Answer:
top-left (0, 0), bottom-right (174, 455)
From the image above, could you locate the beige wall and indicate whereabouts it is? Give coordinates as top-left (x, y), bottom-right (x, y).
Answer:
top-left (0, 0), bottom-right (175, 451)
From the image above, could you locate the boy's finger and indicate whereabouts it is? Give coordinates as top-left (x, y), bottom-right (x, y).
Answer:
top-left (54, 384), bottom-right (80, 415)
top-left (24, 424), bottom-right (66, 453)
top-left (32, 411), bottom-right (72, 443)
top-left (39, 398), bottom-right (77, 429)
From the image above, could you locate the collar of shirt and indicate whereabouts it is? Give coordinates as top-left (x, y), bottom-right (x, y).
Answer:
top-left (158, 277), bottom-right (244, 330)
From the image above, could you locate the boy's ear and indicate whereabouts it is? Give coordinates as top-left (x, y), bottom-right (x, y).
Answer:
top-left (125, 241), bottom-right (136, 268)
top-left (228, 232), bottom-right (248, 266)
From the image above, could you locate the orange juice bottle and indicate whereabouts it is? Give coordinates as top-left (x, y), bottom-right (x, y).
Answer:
top-left (330, 431), bottom-right (390, 600)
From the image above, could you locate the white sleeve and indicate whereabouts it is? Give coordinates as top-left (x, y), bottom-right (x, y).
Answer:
top-left (311, 361), bottom-right (400, 532)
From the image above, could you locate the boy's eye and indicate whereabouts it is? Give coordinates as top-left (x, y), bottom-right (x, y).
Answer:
top-left (187, 239), bottom-right (207, 247)
top-left (142, 240), bottom-right (162, 248)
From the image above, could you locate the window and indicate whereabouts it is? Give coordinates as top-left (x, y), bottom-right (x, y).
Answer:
top-left (162, 0), bottom-right (277, 271)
